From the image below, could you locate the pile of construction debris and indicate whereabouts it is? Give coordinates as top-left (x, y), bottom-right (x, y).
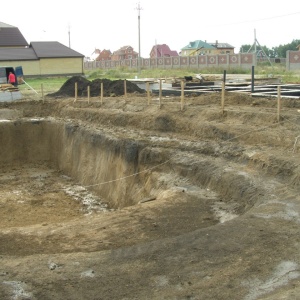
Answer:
top-left (0, 83), bottom-right (19, 92)
top-left (47, 76), bottom-right (145, 98)
top-left (0, 83), bottom-right (22, 102)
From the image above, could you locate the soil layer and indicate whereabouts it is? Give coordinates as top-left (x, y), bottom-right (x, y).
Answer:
top-left (0, 86), bottom-right (300, 300)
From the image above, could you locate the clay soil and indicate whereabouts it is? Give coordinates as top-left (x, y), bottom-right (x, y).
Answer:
top-left (1, 79), bottom-right (300, 300)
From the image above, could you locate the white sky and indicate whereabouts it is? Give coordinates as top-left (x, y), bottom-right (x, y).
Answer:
top-left (3, 0), bottom-right (299, 58)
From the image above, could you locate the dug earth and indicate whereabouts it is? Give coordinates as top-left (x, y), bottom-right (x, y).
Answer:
top-left (0, 83), bottom-right (300, 300)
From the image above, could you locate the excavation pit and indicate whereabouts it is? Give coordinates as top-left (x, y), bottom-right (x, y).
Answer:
top-left (0, 118), bottom-right (246, 236)
top-left (1, 93), bottom-right (300, 299)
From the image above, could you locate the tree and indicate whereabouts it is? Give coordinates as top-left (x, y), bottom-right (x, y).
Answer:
top-left (274, 39), bottom-right (300, 58)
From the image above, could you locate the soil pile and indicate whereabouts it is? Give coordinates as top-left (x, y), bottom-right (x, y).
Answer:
top-left (47, 76), bottom-right (145, 98)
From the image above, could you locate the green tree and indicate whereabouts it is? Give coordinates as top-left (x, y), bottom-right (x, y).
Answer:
top-left (274, 39), bottom-right (300, 58)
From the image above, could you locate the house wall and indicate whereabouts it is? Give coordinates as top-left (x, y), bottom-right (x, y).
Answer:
top-left (0, 60), bottom-right (40, 76)
top-left (0, 58), bottom-right (84, 76)
top-left (39, 58), bottom-right (83, 76)
top-left (0, 57), bottom-right (83, 76)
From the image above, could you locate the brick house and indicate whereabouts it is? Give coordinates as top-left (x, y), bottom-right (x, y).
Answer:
top-left (111, 46), bottom-right (138, 61)
top-left (150, 44), bottom-right (178, 58)
top-left (96, 49), bottom-right (112, 61)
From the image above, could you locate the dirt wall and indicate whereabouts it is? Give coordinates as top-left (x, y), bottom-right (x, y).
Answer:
top-left (0, 118), bottom-right (261, 213)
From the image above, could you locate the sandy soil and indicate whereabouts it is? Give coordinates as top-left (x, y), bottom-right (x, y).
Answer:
top-left (0, 86), bottom-right (300, 300)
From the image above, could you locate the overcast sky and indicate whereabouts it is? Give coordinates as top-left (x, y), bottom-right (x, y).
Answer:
top-left (3, 0), bottom-right (299, 58)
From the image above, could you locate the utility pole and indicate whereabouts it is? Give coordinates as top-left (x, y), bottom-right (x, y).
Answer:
top-left (68, 24), bottom-right (71, 48)
top-left (136, 2), bottom-right (142, 74)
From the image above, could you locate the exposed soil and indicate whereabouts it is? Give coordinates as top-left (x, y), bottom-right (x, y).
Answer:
top-left (1, 77), bottom-right (300, 300)
top-left (47, 76), bottom-right (145, 98)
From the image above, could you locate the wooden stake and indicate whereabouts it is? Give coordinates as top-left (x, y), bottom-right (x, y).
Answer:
top-left (159, 79), bottom-right (162, 108)
top-left (277, 85), bottom-right (281, 122)
top-left (147, 82), bottom-right (151, 105)
top-left (100, 82), bottom-right (103, 105)
top-left (221, 81), bottom-right (225, 114)
top-left (181, 80), bottom-right (185, 111)
top-left (124, 79), bottom-right (127, 100)
top-left (41, 83), bottom-right (44, 102)
top-left (74, 82), bottom-right (78, 102)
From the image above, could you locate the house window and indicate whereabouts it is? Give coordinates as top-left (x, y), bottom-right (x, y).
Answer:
top-left (128, 55), bottom-right (132, 59)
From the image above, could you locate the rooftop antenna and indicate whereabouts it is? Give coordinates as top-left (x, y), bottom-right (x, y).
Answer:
top-left (135, 2), bottom-right (143, 74)
top-left (248, 28), bottom-right (272, 67)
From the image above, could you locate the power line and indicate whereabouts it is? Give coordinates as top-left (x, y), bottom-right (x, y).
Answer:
top-left (219, 11), bottom-right (300, 27)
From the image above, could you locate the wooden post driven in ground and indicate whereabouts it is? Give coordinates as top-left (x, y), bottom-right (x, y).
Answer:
top-left (74, 82), bottom-right (78, 102)
top-left (100, 82), bottom-right (103, 105)
top-left (159, 79), bottom-right (162, 108)
top-left (41, 83), bottom-right (44, 102)
top-left (181, 80), bottom-right (185, 111)
top-left (87, 86), bottom-right (90, 103)
top-left (147, 82), bottom-right (151, 105)
top-left (221, 81), bottom-right (225, 113)
top-left (277, 85), bottom-right (281, 122)
top-left (124, 79), bottom-right (127, 100)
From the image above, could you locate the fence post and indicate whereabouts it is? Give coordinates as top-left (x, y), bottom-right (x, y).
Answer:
top-left (87, 86), bottom-right (90, 103)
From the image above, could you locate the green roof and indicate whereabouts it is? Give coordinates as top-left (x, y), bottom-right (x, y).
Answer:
top-left (181, 40), bottom-right (215, 50)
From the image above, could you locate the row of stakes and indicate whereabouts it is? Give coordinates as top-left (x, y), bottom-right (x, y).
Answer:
top-left (39, 79), bottom-right (284, 119)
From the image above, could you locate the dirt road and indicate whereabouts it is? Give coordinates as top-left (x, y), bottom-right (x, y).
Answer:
top-left (0, 89), bottom-right (300, 300)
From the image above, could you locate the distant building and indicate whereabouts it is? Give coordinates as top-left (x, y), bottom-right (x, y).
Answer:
top-left (111, 46), bottom-right (138, 61)
top-left (208, 41), bottom-right (235, 54)
top-left (89, 48), bottom-right (101, 61)
top-left (96, 49), bottom-right (112, 61)
top-left (150, 44), bottom-right (178, 58)
top-left (181, 40), bottom-right (215, 56)
top-left (0, 21), bottom-right (84, 77)
top-left (181, 40), bottom-right (234, 56)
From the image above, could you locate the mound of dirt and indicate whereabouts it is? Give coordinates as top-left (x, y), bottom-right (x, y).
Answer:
top-left (47, 76), bottom-right (145, 98)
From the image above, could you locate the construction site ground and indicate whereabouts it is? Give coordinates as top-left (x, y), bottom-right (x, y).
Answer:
top-left (1, 78), bottom-right (300, 300)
